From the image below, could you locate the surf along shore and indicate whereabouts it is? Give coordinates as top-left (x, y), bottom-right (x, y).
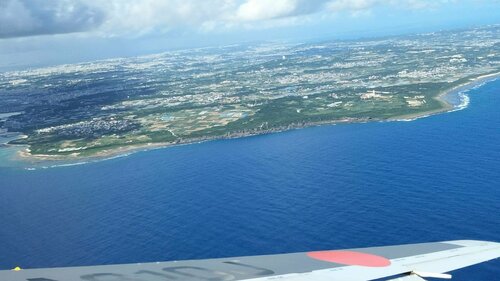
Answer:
top-left (4, 71), bottom-right (500, 168)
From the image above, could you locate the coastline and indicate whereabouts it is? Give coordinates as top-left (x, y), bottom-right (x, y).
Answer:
top-left (5, 72), bottom-right (500, 169)
top-left (389, 71), bottom-right (500, 121)
top-left (11, 117), bottom-right (370, 168)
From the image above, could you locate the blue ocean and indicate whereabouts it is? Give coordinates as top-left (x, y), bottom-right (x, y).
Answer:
top-left (0, 80), bottom-right (499, 280)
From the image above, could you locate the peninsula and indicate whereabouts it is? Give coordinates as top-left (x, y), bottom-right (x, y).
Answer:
top-left (0, 26), bottom-right (499, 163)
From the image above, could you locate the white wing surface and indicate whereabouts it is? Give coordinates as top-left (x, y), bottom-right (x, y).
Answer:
top-left (1, 240), bottom-right (498, 281)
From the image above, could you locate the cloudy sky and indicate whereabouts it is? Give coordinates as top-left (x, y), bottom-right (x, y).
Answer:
top-left (0, 0), bottom-right (499, 70)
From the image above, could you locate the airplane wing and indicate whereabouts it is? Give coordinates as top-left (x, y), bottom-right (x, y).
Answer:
top-left (1, 240), bottom-right (499, 281)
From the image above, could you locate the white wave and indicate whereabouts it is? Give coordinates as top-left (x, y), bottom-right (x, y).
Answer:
top-left (455, 92), bottom-right (471, 111)
top-left (21, 76), bottom-right (500, 170)
top-left (26, 161), bottom-right (90, 170)
top-left (23, 151), bottom-right (138, 170)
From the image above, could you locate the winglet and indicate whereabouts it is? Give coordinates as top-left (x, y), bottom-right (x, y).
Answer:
top-left (412, 270), bottom-right (452, 279)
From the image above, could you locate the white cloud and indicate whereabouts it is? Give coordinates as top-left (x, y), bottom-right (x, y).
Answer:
top-left (326, 0), bottom-right (458, 13)
top-left (0, 0), bottom-right (470, 38)
top-left (236, 0), bottom-right (298, 21)
top-left (327, 0), bottom-right (377, 12)
top-left (0, 0), bottom-right (105, 38)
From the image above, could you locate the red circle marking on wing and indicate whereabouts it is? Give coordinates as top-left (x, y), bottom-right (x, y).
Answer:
top-left (307, 250), bottom-right (391, 267)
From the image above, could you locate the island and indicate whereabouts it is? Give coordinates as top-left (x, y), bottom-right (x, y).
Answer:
top-left (0, 25), bottom-right (499, 163)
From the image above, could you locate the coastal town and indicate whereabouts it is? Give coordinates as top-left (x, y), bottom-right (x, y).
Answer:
top-left (0, 25), bottom-right (498, 159)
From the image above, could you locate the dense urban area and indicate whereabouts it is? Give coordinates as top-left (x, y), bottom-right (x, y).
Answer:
top-left (0, 26), bottom-right (498, 159)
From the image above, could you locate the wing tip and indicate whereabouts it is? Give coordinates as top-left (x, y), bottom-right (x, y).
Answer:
top-left (444, 240), bottom-right (500, 247)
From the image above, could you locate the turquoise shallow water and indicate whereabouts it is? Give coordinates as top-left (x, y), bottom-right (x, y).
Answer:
top-left (0, 80), bottom-right (499, 280)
